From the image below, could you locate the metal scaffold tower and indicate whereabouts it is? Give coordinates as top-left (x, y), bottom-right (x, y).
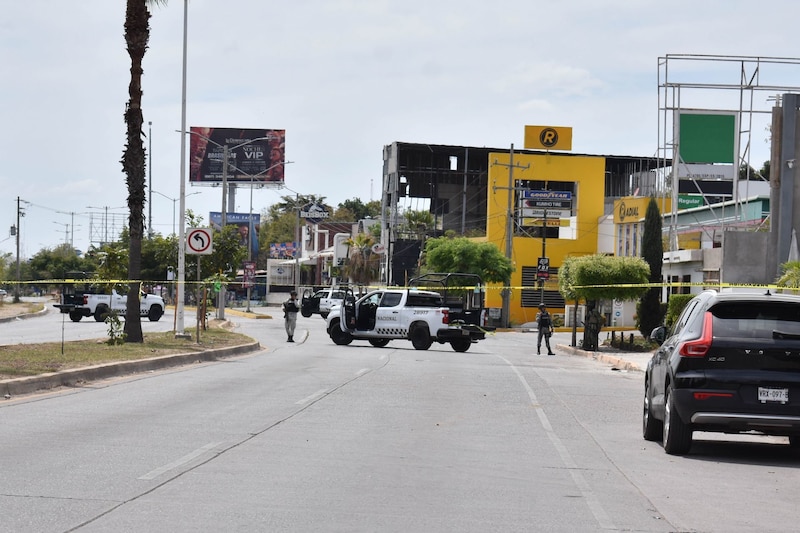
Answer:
top-left (657, 54), bottom-right (800, 251)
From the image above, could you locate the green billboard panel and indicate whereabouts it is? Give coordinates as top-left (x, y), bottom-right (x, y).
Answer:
top-left (678, 112), bottom-right (736, 164)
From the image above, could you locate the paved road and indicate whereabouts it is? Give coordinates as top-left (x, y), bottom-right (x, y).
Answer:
top-left (2, 309), bottom-right (799, 532)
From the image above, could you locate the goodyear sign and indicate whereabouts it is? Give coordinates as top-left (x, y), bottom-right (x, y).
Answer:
top-left (524, 125), bottom-right (573, 151)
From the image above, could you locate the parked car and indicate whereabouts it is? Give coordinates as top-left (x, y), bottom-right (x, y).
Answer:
top-left (0, 288), bottom-right (7, 298)
top-left (644, 289), bottom-right (800, 455)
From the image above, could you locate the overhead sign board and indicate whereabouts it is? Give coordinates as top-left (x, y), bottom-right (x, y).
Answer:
top-left (520, 208), bottom-right (572, 219)
top-left (524, 125), bottom-right (573, 151)
top-left (186, 228), bottom-right (213, 255)
top-left (299, 202), bottom-right (330, 223)
top-left (189, 127), bottom-right (286, 184)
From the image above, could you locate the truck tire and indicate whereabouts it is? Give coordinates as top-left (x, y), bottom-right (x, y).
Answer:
top-left (329, 319), bottom-right (353, 345)
top-left (148, 305), bottom-right (164, 322)
top-left (94, 304), bottom-right (110, 322)
top-left (69, 310), bottom-right (83, 322)
top-left (301, 308), bottom-right (313, 318)
top-left (369, 338), bottom-right (390, 348)
top-left (450, 338), bottom-right (471, 352)
top-left (410, 324), bottom-right (433, 350)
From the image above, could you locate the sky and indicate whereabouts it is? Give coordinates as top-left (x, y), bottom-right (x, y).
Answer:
top-left (3, 0), bottom-right (800, 259)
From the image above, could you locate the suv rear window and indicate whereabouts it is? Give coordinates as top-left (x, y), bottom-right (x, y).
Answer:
top-left (712, 301), bottom-right (800, 339)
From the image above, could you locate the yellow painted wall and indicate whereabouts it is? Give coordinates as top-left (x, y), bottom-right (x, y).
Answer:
top-left (485, 152), bottom-right (606, 325)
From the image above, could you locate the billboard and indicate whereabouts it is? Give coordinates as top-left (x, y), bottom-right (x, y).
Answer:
top-left (676, 112), bottom-right (737, 164)
top-left (190, 127), bottom-right (286, 183)
top-left (209, 211), bottom-right (261, 258)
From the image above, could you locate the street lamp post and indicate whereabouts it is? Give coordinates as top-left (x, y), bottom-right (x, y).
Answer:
top-left (244, 161), bottom-right (292, 312)
top-left (176, 0), bottom-right (190, 339)
top-left (152, 189), bottom-right (200, 236)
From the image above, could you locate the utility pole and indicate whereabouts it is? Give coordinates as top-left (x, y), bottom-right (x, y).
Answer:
top-left (491, 144), bottom-right (529, 328)
top-left (148, 121), bottom-right (153, 238)
top-left (14, 197), bottom-right (26, 303)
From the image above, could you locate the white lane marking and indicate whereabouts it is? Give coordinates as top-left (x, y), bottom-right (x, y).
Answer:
top-left (139, 441), bottom-right (223, 480)
top-left (295, 389), bottom-right (328, 405)
top-left (496, 355), bottom-right (616, 531)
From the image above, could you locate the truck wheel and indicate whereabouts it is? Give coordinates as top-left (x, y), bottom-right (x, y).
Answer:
top-left (450, 338), bottom-right (471, 352)
top-left (69, 310), bottom-right (83, 322)
top-left (329, 319), bottom-right (353, 345)
top-left (301, 309), bottom-right (313, 318)
top-left (147, 305), bottom-right (164, 322)
top-left (94, 304), bottom-right (109, 322)
top-left (410, 325), bottom-right (433, 350)
top-left (369, 339), bottom-right (390, 348)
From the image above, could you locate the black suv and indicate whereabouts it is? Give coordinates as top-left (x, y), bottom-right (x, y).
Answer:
top-left (645, 290), bottom-right (800, 454)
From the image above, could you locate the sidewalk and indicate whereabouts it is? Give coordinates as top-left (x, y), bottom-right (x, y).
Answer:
top-left (556, 343), bottom-right (652, 372)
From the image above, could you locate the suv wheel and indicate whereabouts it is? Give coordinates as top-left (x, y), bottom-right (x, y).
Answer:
top-left (663, 384), bottom-right (692, 455)
top-left (642, 378), bottom-right (663, 441)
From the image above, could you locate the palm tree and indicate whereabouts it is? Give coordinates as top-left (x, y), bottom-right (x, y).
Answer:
top-left (122, 0), bottom-right (165, 342)
top-left (776, 261), bottom-right (800, 292)
top-left (344, 233), bottom-right (380, 286)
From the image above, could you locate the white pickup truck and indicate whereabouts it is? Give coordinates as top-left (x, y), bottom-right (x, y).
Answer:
top-left (55, 289), bottom-right (165, 322)
top-left (325, 286), bottom-right (490, 352)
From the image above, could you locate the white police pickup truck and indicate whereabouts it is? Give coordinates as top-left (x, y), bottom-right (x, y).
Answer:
top-left (325, 285), bottom-right (491, 352)
top-left (55, 289), bottom-right (165, 322)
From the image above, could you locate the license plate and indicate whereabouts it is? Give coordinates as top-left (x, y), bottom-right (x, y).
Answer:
top-left (758, 387), bottom-right (789, 404)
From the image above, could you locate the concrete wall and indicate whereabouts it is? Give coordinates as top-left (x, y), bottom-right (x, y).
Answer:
top-left (721, 231), bottom-right (773, 284)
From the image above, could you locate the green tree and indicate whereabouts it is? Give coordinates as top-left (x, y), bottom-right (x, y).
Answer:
top-left (27, 245), bottom-right (89, 282)
top-left (638, 197), bottom-right (664, 336)
top-left (398, 210), bottom-right (434, 240)
top-left (121, 0), bottom-right (166, 342)
top-left (559, 254), bottom-right (650, 346)
top-left (422, 236), bottom-right (513, 283)
top-left (335, 198), bottom-right (380, 221)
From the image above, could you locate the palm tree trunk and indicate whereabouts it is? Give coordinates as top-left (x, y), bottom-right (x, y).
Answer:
top-left (121, 0), bottom-right (151, 342)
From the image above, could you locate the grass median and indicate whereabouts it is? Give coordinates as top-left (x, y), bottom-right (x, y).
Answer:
top-left (0, 301), bottom-right (254, 380)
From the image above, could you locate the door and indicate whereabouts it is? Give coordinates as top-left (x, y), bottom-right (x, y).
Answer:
top-left (374, 291), bottom-right (405, 338)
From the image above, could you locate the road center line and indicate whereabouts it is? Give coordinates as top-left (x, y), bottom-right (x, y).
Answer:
top-left (296, 389), bottom-right (328, 405)
top-left (495, 354), bottom-right (615, 531)
top-left (139, 441), bottom-right (223, 480)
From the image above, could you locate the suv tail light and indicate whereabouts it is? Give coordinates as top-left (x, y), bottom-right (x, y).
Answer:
top-left (442, 309), bottom-right (449, 324)
top-left (83, 295), bottom-right (88, 305)
top-left (678, 311), bottom-right (713, 357)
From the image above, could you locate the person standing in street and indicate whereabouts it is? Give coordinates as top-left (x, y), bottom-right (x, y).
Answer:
top-left (283, 290), bottom-right (300, 342)
top-left (536, 303), bottom-right (554, 355)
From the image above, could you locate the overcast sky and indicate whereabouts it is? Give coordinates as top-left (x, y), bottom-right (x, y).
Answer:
top-left (2, 0), bottom-right (800, 260)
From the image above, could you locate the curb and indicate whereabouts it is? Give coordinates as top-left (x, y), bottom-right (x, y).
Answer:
top-left (1, 341), bottom-right (261, 398)
top-left (0, 305), bottom-right (50, 324)
top-left (556, 343), bottom-right (645, 372)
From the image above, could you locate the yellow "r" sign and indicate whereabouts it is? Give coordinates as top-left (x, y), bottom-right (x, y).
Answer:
top-left (524, 125), bottom-right (573, 151)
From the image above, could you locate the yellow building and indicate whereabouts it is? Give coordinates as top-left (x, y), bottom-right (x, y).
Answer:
top-left (485, 151), bottom-right (606, 325)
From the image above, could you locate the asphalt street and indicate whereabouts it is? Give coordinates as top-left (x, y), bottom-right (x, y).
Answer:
top-left (0, 302), bottom-right (653, 399)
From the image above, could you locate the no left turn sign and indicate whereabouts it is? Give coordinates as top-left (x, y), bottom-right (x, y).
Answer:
top-left (186, 228), bottom-right (213, 255)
